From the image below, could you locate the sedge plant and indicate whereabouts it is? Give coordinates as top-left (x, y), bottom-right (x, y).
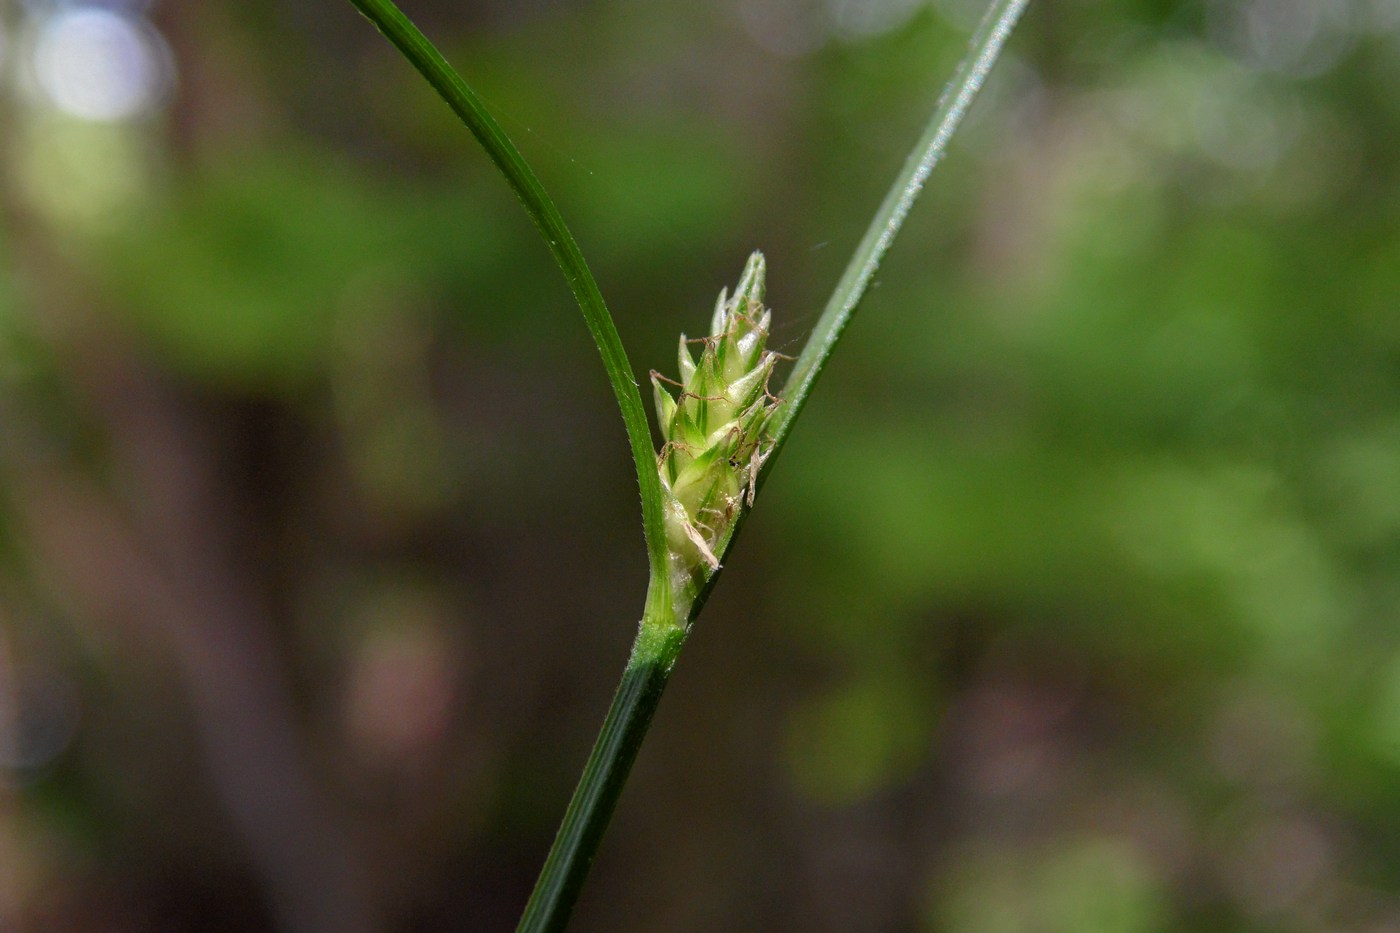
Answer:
top-left (347, 1), bottom-right (1031, 929)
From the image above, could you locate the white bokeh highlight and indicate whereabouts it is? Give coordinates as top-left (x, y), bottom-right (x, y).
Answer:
top-left (29, 6), bottom-right (171, 122)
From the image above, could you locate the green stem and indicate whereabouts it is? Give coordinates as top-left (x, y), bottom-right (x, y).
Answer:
top-left (347, 0), bottom-right (671, 620)
top-left (517, 620), bottom-right (687, 933)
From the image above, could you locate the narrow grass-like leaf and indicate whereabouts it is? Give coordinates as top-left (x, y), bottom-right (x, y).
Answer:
top-left (772, 0), bottom-right (1031, 452)
top-left (347, 0), bottom-right (672, 620)
top-left (690, 0), bottom-right (1033, 619)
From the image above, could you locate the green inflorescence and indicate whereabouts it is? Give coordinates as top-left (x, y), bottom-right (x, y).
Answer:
top-left (652, 252), bottom-right (781, 614)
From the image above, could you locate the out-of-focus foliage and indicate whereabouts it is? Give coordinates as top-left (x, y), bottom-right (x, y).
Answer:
top-left (2, 0), bottom-right (1399, 930)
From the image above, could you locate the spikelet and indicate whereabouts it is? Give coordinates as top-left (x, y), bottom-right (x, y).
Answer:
top-left (652, 252), bottom-right (781, 609)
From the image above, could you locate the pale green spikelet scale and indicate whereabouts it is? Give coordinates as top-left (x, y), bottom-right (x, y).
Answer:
top-left (652, 252), bottom-right (781, 614)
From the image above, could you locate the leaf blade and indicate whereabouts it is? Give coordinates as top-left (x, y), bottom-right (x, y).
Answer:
top-left (347, 0), bottom-right (673, 618)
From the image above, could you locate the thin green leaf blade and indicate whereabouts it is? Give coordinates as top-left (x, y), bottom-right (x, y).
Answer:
top-left (771, 0), bottom-right (1032, 453)
top-left (691, 0), bottom-right (1033, 618)
top-left (347, 0), bottom-right (672, 619)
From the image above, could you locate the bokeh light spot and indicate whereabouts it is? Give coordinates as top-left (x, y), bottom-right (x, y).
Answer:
top-left (827, 0), bottom-right (924, 41)
top-left (1212, 0), bottom-right (1355, 77)
top-left (29, 7), bottom-right (171, 122)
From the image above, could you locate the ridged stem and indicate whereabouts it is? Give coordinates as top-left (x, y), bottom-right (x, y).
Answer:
top-left (516, 620), bottom-right (686, 933)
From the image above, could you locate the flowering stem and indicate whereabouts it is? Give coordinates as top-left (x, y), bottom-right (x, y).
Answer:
top-left (517, 0), bottom-right (1031, 907)
top-left (346, 0), bottom-right (1031, 928)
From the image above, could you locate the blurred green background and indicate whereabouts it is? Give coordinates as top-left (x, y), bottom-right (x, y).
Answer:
top-left (2, 0), bottom-right (1399, 929)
